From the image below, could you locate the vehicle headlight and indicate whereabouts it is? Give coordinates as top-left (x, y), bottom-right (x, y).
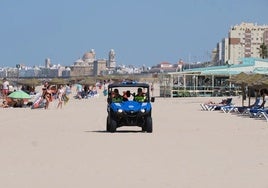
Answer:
top-left (141, 109), bottom-right (145, 113)
top-left (118, 109), bottom-right (123, 113)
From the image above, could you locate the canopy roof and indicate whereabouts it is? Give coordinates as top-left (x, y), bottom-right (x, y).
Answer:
top-left (168, 58), bottom-right (268, 76)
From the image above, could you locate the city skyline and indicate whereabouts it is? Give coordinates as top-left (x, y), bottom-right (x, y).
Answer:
top-left (0, 0), bottom-right (267, 68)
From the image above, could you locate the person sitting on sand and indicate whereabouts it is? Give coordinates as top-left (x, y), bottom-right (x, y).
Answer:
top-left (13, 99), bottom-right (24, 108)
top-left (0, 100), bottom-right (9, 108)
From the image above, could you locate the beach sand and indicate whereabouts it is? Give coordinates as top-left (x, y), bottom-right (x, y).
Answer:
top-left (1, 90), bottom-right (268, 188)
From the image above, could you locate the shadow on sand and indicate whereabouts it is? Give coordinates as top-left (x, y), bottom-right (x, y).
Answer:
top-left (86, 130), bottom-right (144, 133)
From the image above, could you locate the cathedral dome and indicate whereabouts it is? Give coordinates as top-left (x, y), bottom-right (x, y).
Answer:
top-left (82, 52), bottom-right (94, 60)
top-left (82, 49), bottom-right (95, 61)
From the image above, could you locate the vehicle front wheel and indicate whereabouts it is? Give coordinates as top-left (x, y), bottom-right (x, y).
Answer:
top-left (110, 119), bottom-right (117, 133)
top-left (145, 117), bottom-right (153, 133)
top-left (106, 116), bottom-right (111, 132)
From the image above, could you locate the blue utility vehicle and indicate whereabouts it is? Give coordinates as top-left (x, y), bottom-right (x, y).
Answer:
top-left (106, 81), bottom-right (155, 133)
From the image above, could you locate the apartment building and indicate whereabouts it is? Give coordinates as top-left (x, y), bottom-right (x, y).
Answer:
top-left (228, 22), bottom-right (268, 64)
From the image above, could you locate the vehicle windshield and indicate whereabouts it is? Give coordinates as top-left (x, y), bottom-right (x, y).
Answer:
top-left (108, 86), bottom-right (149, 102)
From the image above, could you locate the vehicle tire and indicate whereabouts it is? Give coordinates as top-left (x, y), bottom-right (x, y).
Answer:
top-left (110, 119), bottom-right (117, 133)
top-left (106, 116), bottom-right (111, 132)
top-left (146, 117), bottom-right (153, 133)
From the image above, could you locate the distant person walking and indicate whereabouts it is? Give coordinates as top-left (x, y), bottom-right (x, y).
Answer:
top-left (65, 84), bottom-right (72, 96)
top-left (76, 84), bottom-right (83, 99)
top-left (103, 82), bottom-right (108, 96)
top-left (150, 83), bottom-right (154, 97)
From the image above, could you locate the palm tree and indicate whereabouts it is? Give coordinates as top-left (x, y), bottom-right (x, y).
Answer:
top-left (259, 43), bottom-right (268, 59)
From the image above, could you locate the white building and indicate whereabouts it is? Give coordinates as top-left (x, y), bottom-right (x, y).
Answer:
top-left (221, 38), bottom-right (229, 65)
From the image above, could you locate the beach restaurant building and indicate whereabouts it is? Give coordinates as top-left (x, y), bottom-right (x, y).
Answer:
top-left (159, 58), bottom-right (268, 97)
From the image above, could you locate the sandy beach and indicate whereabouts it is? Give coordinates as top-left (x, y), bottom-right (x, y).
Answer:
top-left (1, 90), bottom-right (268, 188)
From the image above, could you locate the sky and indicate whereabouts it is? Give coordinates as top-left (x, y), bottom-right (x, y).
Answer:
top-left (0, 0), bottom-right (268, 68)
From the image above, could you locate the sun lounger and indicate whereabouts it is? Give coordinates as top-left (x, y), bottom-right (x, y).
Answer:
top-left (200, 103), bottom-right (209, 111)
top-left (229, 98), bottom-right (262, 114)
top-left (200, 98), bottom-right (233, 111)
top-left (221, 104), bottom-right (236, 113)
top-left (248, 108), bottom-right (268, 118)
top-left (240, 99), bottom-right (266, 116)
top-left (205, 98), bottom-right (233, 111)
top-left (261, 111), bottom-right (268, 122)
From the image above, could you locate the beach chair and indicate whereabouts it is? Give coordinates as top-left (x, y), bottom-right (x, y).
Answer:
top-left (241, 99), bottom-right (266, 116)
top-left (261, 111), bottom-right (268, 122)
top-left (201, 98), bottom-right (231, 111)
top-left (248, 107), bottom-right (268, 118)
top-left (206, 98), bottom-right (233, 111)
top-left (200, 103), bottom-right (209, 111)
top-left (231, 98), bottom-right (261, 114)
top-left (221, 103), bottom-right (236, 113)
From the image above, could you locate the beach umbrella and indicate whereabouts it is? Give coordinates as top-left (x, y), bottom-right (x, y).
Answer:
top-left (243, 74), bottom-right (268, 106)
top-left (229, 73), bottom-right (267, 106)
top-left (244, 74), bottom-right (266, 85)
top-left (8, 90), bottom-right (31, 99)
top-left (260, 79), bottom-right (268, 87)
top-left (228, 72), bottom-right (248, 84)
top-left (228, 72), bottom-right (249, 106)
top-left (248, 76), bottom-right (268, 89)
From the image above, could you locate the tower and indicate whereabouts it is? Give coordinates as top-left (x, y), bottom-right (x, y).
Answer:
top-left (108, 49), bottom-right (116, 68)
top-left (45, 58), bottom-right (51, 68)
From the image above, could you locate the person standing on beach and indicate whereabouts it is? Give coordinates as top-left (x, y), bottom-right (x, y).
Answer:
top-left (2, 78), bottom-right (9, 98)
top-left (65, 84), bottom-right (72, 96)
top-left (56, 85), bottom-right (65, 109)
top-left (42, 81), bottom-right (52, 109)
top-left (103, 82), bottom-right (108, 96)
top-left (76, 84), bottom-right (82, 99)
top-left (150, 83), bottom-right (154, 97)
